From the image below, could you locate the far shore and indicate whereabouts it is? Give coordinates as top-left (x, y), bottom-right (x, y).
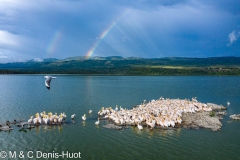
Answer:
top-left (1, 69), bottom-right (240, 76)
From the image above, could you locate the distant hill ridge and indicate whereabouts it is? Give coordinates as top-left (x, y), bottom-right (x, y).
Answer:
top-left (1, 56), bottom-right (240, 75)
top-left (11, 56), bottom-right (240, 63)
top-left (56, 56), bottom-right (144, 61)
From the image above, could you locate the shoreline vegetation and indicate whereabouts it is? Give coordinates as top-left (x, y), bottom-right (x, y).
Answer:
top-left (1, 56), bottom-right (240, 75)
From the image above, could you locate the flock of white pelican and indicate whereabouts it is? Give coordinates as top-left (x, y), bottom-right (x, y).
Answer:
top-left (1, 97), bottom-right (230, 133)
top-left (98, 97), bottom-right (212, 130)
top-left (28, 112), bottom-right (68, 125)
top-left (26, 111), bottom-right (100, 126)
top-left (0, 110), bottom-right (101, 132)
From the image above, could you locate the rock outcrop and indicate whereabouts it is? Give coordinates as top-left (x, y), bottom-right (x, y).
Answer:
top-left (102, 124), bottom-right (123, 130)
top-left (207, 103), bottom-right (227, 110)
top-left (230, 114), bottom-right (240, 120)
top-left (181, 111), bottom-right (222, 131)
top-left (0, 126), bottom-right (14, 131)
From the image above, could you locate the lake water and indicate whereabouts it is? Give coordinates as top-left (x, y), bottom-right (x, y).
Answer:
top-left (0, 75), bottom-right (240, 160)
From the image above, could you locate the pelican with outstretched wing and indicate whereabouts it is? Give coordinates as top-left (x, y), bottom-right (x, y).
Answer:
top-left (44, 76), bottom-right (56, 90)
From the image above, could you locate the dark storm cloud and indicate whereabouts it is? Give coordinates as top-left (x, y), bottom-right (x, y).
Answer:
top-left (0, 0), bottom-right (239, 62)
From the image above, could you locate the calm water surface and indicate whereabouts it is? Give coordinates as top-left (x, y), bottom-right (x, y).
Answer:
top-left (0, 75), bottom-right (240, 160)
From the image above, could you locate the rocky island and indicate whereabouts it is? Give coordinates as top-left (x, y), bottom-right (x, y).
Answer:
top-left (98, 97), bottom-right (227, 131)
top-left (229, 114), bottom-right (240, 120)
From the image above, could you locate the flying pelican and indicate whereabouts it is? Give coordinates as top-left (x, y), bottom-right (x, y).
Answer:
top-left (95, 118), bottom-right (100, 125)
top-left (44, 76), bottom-right (56, 90)
top-left (71, 114), bottom-right (76, 119)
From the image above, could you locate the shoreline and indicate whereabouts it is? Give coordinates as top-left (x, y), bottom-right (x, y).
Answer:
top-left (1, 73), bottom-right (240, 77)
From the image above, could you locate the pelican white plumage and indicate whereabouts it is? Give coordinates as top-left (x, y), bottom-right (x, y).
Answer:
top-left (71, 114), bottom-right (76, 119)
top-left (33, 113), bottom-right (42, 125)
top-left (149, 119), bottom-right (156, 129)
top-left (53, 115), bottom-right (58, 123)
top-left (33, 117), bottom-right (41, 125)
top-left (43, 115), bottom-right (49, 125)
top-left (62, 112), bottom-right (67, 121)
top-left (44, 76), bottom-right (56, 90)
top-left (82, 114), bottom-right (86, 121)
top-left (48, 112), bottom-right (54, 124)
top-left (40, 112), bottom-right (44, 118)
top-left (28, 116), bottom-right (33, 124)
top-left (137, 123), bottom-right (143, 130)
top-left (95, 118), bottom-right (100, 125)
top-left (97, 97), bottom-right (217, 130)
top-left (58, 115), bottom-right (63, 124)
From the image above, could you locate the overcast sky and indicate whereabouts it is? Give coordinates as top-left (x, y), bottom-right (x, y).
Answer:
top-left (0, 0), bottom-right (239, 63)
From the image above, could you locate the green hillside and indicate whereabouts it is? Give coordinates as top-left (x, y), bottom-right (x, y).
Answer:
top-left (1, 56), bottom-right (240, 75)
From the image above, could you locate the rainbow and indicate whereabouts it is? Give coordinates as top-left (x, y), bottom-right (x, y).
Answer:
top-left (85, 21), bottom-right (117, 59)
top-left (85, 9), bottom-right (129, 59)
top-left (47, 30), bottom-right (62, 54)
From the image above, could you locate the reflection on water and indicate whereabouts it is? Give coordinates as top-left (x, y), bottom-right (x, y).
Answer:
top-left (130, 123), bottom-right (182, 138)
top-left (71, 119), bottom-right (76, 124)
top-left (3, 123), bottom-right (71, 134)
top-left (82, 121), bottom-right (86, 126)
top-left (0, 75), bottom-right (240, 159)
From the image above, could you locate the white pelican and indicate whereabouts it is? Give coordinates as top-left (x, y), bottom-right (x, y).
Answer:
top-left (120, 118), bottom-right (125, 125)
top-left (48, 112), bottom-right (54, 124)
top-left (149, 119), bottom-right (156, 129)
top-left (33, 117), bottom-right (41, 125)
top-left (58, 115), bottom-right (63, 124)
top-left (43, 115), bottom-right (49, 125)
top-left (40, 112), bottom-right (44, 118)
top-left (71, 114), bottom-right (76, 119)
top-left (61, 112), bottom-right (67, 121)
top-left (28, 116), bottom-right (33, 124)
top-left (44, 76), bottom-right (56, 90)
top-left (82, 114), bottom-right (86, 121)
top-left (33, 113), bottom-right (42, 125)
top-left (89, 110), bottom-right (92, 114)
top-left (137, 123), bottom-right (143, 130)
top-left (97, 97), bottom-right (217, 129)
top-left (53, 115), bottom-right (58, 123)
top-left (95, 118), bottom-right (100, 125)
